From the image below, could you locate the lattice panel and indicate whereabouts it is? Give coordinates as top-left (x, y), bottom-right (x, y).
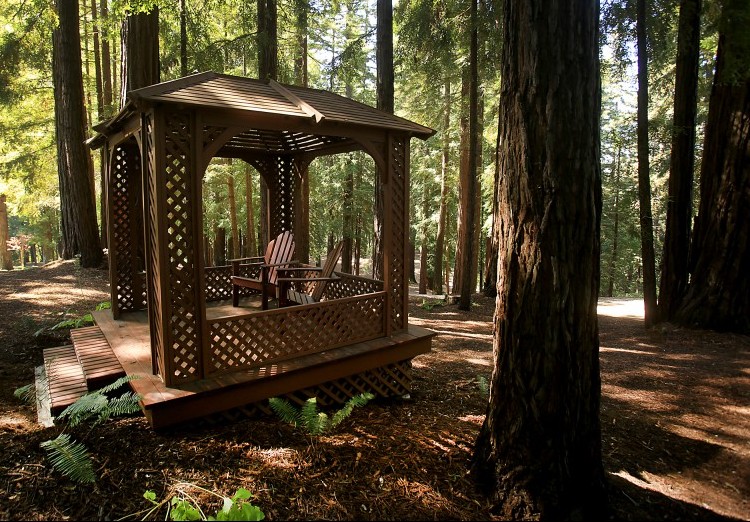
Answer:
top-left (389, 136), bottom-right (408, 331)
top-left (208, 293), bottom-right (386, 374)
top-left (202, 125), bottom-right (227, 149)
top-left (252, 156), bottom-right (296, 238)
top-left (323, 272), bottom-right (384, 300)
top-left (190, 360), bottom-right (413, 428)
top-left (164, 111), bottom-right (202, 382)
top-left (144, 112), bottom-right (165, 378)
top-left (110, 140), bottom-right (145, 314)
top-left (204, 264), bottom-right (261, 302)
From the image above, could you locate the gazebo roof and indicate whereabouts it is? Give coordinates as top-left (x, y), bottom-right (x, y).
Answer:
top-left (89, 72), bottom-right (434, 154)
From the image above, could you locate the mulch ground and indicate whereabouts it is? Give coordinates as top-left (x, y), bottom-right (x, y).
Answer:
top-left (0, 261), bottom-right (748, 521)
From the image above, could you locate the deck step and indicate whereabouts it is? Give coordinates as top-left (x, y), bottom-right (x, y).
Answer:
top-left (70, 326), bottom-right (125, 389)
top-left (43, 345), bottom-right (87, 416)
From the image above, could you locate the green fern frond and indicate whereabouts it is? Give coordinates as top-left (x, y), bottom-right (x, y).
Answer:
top-left (300, 397), bottom-right (320, 433)
top-left (96, 374), bottom-right (139, 395)
top-left (330, 393), bottom-right (375, 429)
top-left (268, 397), bottom-right (303, 427)
top-left (58, 393), bottom-right (109, 427)
top-left (40, 433), bottom-right (96, 483)
top-left (105, 391), bottom-right (142, 417)
top-left (13, 383), bottom-right (36, 404)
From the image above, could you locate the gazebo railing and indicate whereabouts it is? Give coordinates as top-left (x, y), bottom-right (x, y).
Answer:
top-left (206, 291), bottom-right (387, 376)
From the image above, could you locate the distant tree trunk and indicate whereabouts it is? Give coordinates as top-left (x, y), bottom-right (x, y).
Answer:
top-left (342, 158), bottom-right (354, 273)
top-left (0, 195), bottom-right (12, 270)
top-left (244, 165), bottom-right (257, 257)
top-left (214, 227), bottom-right (226, 266)
top-left (607, 140), bottom-right (623, 298)
top-left (658, 0), bottom-right (701, 322)
top-left (120, 7), bottom-right (159, 105)
top-left (293, 0), bottom-right (310, 264)
top-left (82, 7), bottom-right (93, 129)
top-left (91, 0), bottom-right (108, 250)
top-left (228, 172), bottom-right (239, 259)
top-left (636, 0), bottom-right (658, 327)
top-left (470, 91), bottom-right (483, 293)
top-left (675, 0), bottom-right (750, 333)
top-left (100, 0), bottom-right (113, 115)
top-left (52, 0), bottom-right (102, 268)
top-left (409, 236), bottom-right (417, 283)
top-left (354, 216), bottom-right (362, 275)
top-left (483, 106), bottom-right (501, 297)
top-left (294, 0), bottom-right (308, 87)
top-left (419, 184), bottom-right (429, 294)
top-left (471, 0), bottom-right (606, 517)
top-left (180, 0), bottom-right (188, 76)
top-left (433, 78), bottom-right (451, 295)
top-left (453, 69), bottom-right (470, 299)
top-left (372, 0), bottom-right (393, 280)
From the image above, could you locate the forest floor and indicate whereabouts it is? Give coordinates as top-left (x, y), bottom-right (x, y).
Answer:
top-left (0, 260), bottom-right (748, 521)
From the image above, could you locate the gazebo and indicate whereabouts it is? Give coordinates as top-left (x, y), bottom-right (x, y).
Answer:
top-left (82, 72), bottom-right (435, 429)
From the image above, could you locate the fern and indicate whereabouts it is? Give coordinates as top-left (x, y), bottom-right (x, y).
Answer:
top-left (57, 375), bottom-right (140, 427)
top-left (269, 393), bottom-right (375, 435)
top-left (13, 383), bottom-right (36, 404)
top-left (40, 433), bottom-right (96, 484)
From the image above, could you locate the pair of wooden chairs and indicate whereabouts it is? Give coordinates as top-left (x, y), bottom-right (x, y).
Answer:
top-left (230, 231), bottom-right (344, 310)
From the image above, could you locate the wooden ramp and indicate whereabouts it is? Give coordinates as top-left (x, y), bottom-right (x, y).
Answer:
top-left (92, 309), bottom-right (434, 430)
top-left (43, 325), bottom-right (127, 418)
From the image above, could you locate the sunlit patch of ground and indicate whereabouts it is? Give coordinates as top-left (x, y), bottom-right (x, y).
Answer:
top-left (598, 297), bottom-right (645, 318)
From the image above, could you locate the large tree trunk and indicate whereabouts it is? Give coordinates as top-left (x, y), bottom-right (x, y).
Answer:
top-left (0, 195), bottom-right (13, 270)
top-left (606, 139), bottom-right (623, 298)
top-left (342, 157), bottom-right (354, 274)
top-left (293, 0), bottom-right (310, 264)
top-left (52, 0), bottom-right (102, 268)
top-left (453, 66), bottom-right (470, 303)
top-left (120, 8), bottom-right (159, 106)
top-left (471, 0), bottom-right (606, 518)
top-left (100, 0), bottom-right (113, 115)
top-left (636, 0), bottom-right (658, 327)
top-left (180, 0), bottom-right (188, 76)
top-left (433, 78), bottom-right (451, 295)
top-left (257, 0), bottom-right (278, 81)
top-left (658, 0), bottom-right (701, 322)
top-left (228, 172), bottom-right (239, 259)
top-left (372, 0), bottom-right (394, 280)
top-left (418, 182), bottom-right (429, 294)
top-left (675, 0), bottom-right (750, 333)
top-left (91, 0), bottom-right (108, 250)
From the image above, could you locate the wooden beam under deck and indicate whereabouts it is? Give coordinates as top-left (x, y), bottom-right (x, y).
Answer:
top-left (92, 305), bottom-right (434, 430)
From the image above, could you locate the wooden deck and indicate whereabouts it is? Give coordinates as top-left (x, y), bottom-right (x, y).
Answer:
top-left (91, 298), bottom-right (434, 430)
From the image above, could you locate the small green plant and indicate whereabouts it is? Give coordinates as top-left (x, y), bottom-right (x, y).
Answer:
top-left (37, 375), bottom-right (141, 483)
top-left (137, 484), bottom-right (265, 521)
top-left (269, 392), bottom-right (374, 436)
top-left (477, 375), bottom-right (489, 396)
top-left (37, 301), bottom-right (112, 336)
top-left (13, 383), bottom-right (36, 404)
top-left (419, 299), bottom-right (444, 311)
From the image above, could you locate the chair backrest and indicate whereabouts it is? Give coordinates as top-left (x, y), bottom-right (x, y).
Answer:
top-left (311, 240), bottom-right (344, 301)
top-left (266, 230), bottom-right (295, 285)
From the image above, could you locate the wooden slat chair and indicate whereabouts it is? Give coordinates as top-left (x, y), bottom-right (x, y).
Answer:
top-left (230, 230), bottom-right (296, 310)
top-left (277, 240), bottom-right (344, 306)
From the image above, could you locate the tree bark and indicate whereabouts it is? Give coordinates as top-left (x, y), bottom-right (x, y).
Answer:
top-left (100, 0), bottom-right (113, 115)
top-left (418, 182), bottom-right (430, 294)
top-left (257, 0), bottom-right (278, 81)
top-left (658, 0), bottom-right (701, 322)
top-left (636, 0), bottom-right (658, 327)
top-left (433, 78), bottom-right (451, 295)
top-left (342, 158), bottom-right (354, 274)
top-left (120, 7), bottom-right (159, 106)
top-left (180, 0), bottom-right (188, 76)
top-left (0, 195), bottom-right (13, 270)
top-left (52, 0), bottom-right (102, 268)
top-left (228, 172), bottom-right (239, 259)
top-left (214, 226), bottom-right (226, 266)
top-left (244, 165), bottom-right (257, 257)
top-left (372, 0), bottom-right (394, 281)
top-left (607, 139), bottom-right (623, 298)
top-left (453, 66), bottom-right (470, 302)
top-left (483, 105), bottom-right (501, 298)
top-left (471, 0), bottom-right (606, 518)
top-left (675, 0), bottom-right (750, 333)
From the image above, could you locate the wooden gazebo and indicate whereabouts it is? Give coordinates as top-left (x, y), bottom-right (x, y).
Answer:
top-left (78, 72), bottom-right (435, 428)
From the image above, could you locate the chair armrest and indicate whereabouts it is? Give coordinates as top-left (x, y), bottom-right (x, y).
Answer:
top-left (228, 256), bottom-right (264, 263)
top-left (277, 276), bottom-right (337, 283)
top-left (277, 267), bottom-right (322, 275)
top-left (263, 260), bottom-right (299, 268)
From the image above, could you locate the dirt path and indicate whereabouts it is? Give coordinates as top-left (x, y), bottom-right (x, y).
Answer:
top-left (0, 262), bottom-right (747, 520)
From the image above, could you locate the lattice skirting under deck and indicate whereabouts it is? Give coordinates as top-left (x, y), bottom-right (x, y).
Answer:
top-left (191, 359), bottom-right (413, 427)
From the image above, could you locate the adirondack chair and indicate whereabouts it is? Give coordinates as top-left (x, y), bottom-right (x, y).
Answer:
top-left (277, 240), bottom-right (344, 306)
top-left (230, 230), bottom-right (296, 310)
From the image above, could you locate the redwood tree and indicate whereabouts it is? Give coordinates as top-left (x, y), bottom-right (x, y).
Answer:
top-left (675, 0), bottom-right (750, 333)
top-left (471, 0), bottom-right (606, 518)
top-left (52, 0), bottom-right (102, 268)
top-left (120, 7), bottom-right (159, 105)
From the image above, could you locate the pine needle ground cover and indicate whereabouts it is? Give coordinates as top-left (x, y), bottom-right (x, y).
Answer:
top-left (0, 262), bottom-right (748, 521)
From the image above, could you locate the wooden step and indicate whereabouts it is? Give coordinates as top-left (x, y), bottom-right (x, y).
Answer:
top-left (70, 326), bottom-right (125, 389)
top-left (44, 345), bottom-right (87, 416)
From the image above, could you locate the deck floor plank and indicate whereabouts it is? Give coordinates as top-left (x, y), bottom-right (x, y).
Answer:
top-left (44, 345), bottom-right (87, 415)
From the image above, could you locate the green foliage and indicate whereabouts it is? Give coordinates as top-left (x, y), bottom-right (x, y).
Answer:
top-left (39, 302), bottom-right (111, 335)
top-left (477, 375), bottom-right (489, 397)
top-left (419, 299), bottom-right (444, 311)
top-left (140, 485), bottom-right (264, 521)
top-left (57, 375), bottom-right (141, 427)
top-left (40, 433), bottom-right (96, 484)
top-left (269, 392), bottom-right (374, 436)
top-left (13, 383), bottom-right (36, 404)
